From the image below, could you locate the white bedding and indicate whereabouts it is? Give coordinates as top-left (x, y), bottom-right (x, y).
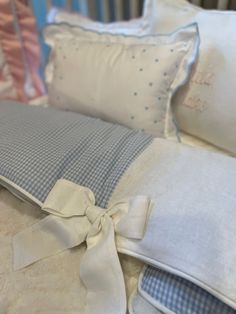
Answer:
top-left (0, 133), bottom-right (232, 313)
top-left (115, 137), bottom-right (236, 304)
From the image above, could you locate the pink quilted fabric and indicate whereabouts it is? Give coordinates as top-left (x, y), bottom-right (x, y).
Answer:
top-left (0, 0), bottom-right (45, 101)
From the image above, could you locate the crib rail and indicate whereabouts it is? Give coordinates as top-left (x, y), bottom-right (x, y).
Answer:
top-left (30, 0), bottom-right (145, 65)
top-left (30, 0), bottom-right (236, 30)
top-left (30, 0), bottom-right (144, 23)
top-left (190, 0), bottom-right (236, 9)
top-left (30, 0), bottom-right (235, 66)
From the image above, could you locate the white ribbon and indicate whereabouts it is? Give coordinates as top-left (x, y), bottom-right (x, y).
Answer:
top-left (13, 179), bottom-right (151, 314)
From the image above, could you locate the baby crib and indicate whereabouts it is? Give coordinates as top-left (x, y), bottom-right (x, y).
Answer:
top-left (30, 0), bottom-right (236, 24)
top-left (30, 0), bottom-right (235, 66)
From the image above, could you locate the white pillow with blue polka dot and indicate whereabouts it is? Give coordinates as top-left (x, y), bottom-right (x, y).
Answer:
top-left (144, 0), bottom-right (236, 152)
top-left (44, 23), bottom-right (199, 137)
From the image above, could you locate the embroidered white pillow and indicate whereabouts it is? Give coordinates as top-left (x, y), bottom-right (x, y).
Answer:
top-left (145, 0), bottom-right (236, 153)
top-left (47, 7), bottom-right (151, 35)
top-left (44, 23), bottom-right (199, 137)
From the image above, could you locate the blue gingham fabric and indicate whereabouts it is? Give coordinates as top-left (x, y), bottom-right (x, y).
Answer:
top-left (141, 266), bottom-right (236, 314)
top-left (0, 101), bottom-right (152, 207)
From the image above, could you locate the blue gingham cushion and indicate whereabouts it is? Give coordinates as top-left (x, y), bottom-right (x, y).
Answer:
top-left (141, 266), bottom-right (235, 314)
top-left (0, 101), bottom-right (152, 207)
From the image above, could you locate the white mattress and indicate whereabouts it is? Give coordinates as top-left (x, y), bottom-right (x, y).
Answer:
top-left (0, 132), bottom-right (231, 313)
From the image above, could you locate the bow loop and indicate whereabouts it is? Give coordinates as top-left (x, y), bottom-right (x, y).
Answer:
top-left (114, 196), bottom-right (152, 239)
top-left (43, 179), bottom-right (95, 217)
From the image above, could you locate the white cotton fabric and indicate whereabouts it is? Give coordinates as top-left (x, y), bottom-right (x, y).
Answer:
top-left (144, 0), bottom-right (236, 153)
top-left (112, 138), bottom-right (236, 310)
top-left (179, 132), bottom-right (235, 156)
top-left (45, 7), bottom-right (151, 96)
top-left (44, 23), bottom-right (199, 137)
top-left (169, 132), bottom-right (235, 157)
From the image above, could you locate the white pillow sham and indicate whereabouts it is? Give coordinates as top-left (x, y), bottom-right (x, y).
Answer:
top-left (44, 23), bottom-right (199, 137)
top-left (47, 7), bottom-right (151, 35)
top-left (145, 0), bottom-right (236, 153)
top-left (45, 8), bottom-right (152, 89)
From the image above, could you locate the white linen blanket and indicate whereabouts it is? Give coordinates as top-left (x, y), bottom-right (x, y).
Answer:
top-left (113, 138), bottom-right (236, 310)
top-left (1, 137), bottom-right (236, 313)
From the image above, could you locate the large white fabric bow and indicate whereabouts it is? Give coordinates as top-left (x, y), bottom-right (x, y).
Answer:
top-left (13, 179), bottom-right (151, 314)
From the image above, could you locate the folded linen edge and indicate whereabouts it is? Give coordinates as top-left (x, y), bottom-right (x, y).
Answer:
top-left (115, 248), bottom-right (236, 311)
top-left (11, 178), bottom-right (152, 314)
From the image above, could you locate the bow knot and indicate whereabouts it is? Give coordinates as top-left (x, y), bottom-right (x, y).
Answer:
top-left (85, 205), bottom-right (105, 225)
top-left (13, 179), bottom-right (152, 314)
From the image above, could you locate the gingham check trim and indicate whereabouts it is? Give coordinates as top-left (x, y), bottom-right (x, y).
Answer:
top-left (0, 101), bottom-right (152, 207)
top-left (141, 266), bottom-right (235, 314)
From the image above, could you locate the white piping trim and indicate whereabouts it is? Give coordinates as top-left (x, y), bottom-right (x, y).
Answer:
top-left (117, 247), bottom-right (236, 310)
top-left (138, 266), bottom-right (175, 314)
top-left (0, 175), bottom-right (42, 207)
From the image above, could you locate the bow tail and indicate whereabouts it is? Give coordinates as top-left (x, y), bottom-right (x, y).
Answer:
top-left (80, 215), bottom-right (127, 314)
top-left (13, 215), bottom-right (90, 270)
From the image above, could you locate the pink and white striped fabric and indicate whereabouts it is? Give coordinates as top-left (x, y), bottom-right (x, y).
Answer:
top-left (0, 0), bottom-right (45, 102)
